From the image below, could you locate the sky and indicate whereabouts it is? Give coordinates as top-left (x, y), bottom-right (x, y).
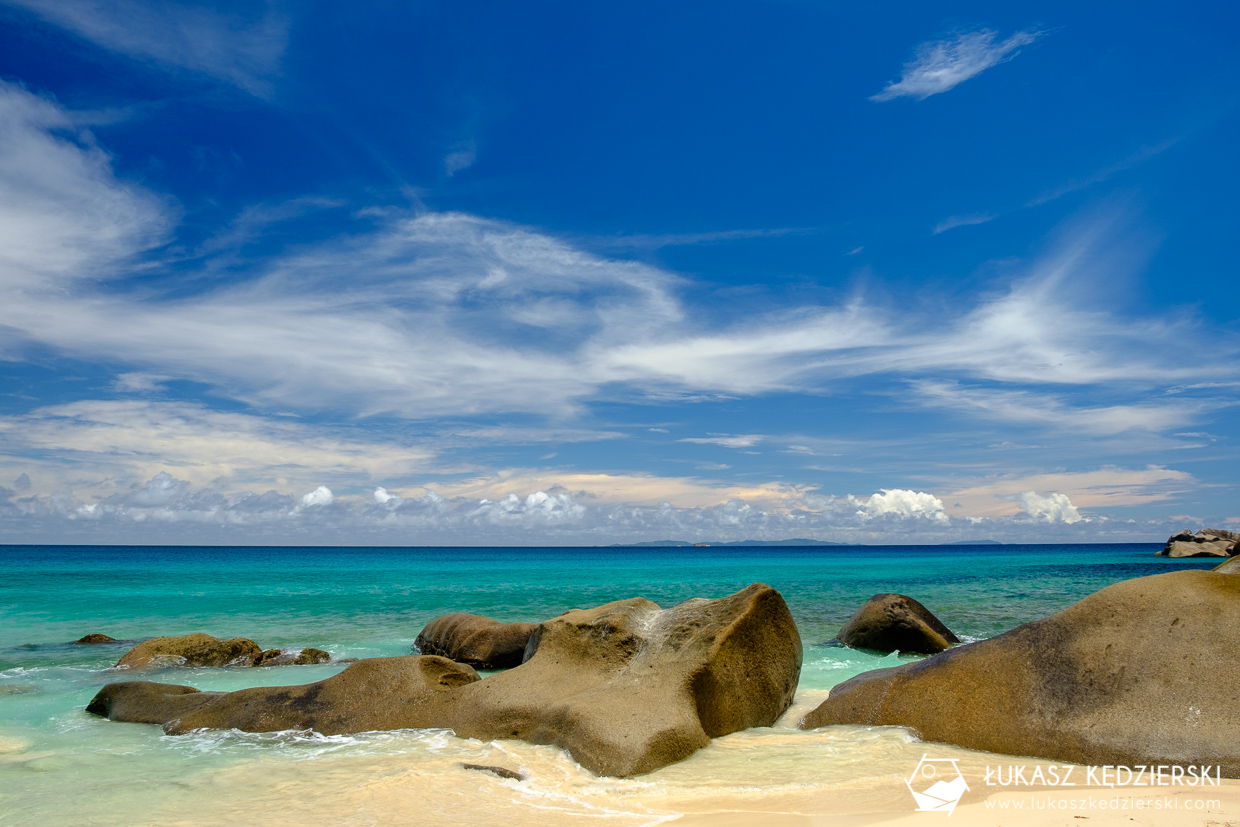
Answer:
top-left (0, 0), bottom-right (1236, 545)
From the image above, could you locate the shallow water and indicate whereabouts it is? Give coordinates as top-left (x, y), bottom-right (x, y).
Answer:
top-left (0, 543), bottom-right (1212, 826)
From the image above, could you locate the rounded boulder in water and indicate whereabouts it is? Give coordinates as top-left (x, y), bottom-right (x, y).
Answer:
top-left (834, 593), bottom-right (959, 655)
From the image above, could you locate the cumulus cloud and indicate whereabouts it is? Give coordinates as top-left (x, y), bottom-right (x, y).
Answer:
top-left (3, 0), bottom-right (288, 96)
top-left (855, 489), bottom-right (948, 523)
top-left (1017, 490), bottom-right (1084, 523)
top-left (298, 485), bottom-right (333, 508)
top-left (0, 468), bottom-right (1211, 545)
top-left (872, 29), bottom-right (1041, 102)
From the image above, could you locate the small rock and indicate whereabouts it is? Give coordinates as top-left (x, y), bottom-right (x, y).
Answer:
top-left (115, 634), bottom-right (262, 669)
top-left (293, 648), bottom-right (331, 665)
top-left (461, 763), bottom-right (524, 781)
top-left (74, 634), bottom-right (117, 645)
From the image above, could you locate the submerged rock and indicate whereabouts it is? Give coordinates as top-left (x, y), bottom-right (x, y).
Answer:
top-left (1158, 528), bottom-right (1239, 558)
top-left (415, 613), bottom-right (536, 670)
top-left (74, 633), bottom-right (117, 645)
top-left (800, 570), bottom-right (1240, 776)
top-left (252, 647), bottom-right (332, 667)
top-left (86, 681), bottom-right (224, 724)
top-left (86, 583), bottom-right (802, 777)
top-left (116, 634), bottom-right (262, 668)
top-left (834, 593), bottom-right (959, 655)
top-left (461, 763), bottom-right (524, 781)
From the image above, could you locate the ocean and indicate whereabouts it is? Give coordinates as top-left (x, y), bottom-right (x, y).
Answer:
top-left (0, 543), bottom-right (1212, 826)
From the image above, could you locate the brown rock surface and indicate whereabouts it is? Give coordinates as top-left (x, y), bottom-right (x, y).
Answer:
top-left (834, 593), bottom-right (959, 655)
top-left (85, 584), bottom-right (802, 777)
top-left (251, 647), bottom-right (333, 667)
top-left (800, 570), bottom-right (1240, 776)
top-left (443, 582), bottom-right (802, 776)
top-left (116, 634), bottom-right (263, 669)
top-left (74, 634), bottom-right (117, 645)
top-left (415, 613), bottom-right (536, 669)
top-left (162, 655), bottom-right (478, 734)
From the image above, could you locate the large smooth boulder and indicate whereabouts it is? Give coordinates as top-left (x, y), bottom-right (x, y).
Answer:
top-left (90, 656), bottom-right (479, 734)
top-left (86, 584), bottom-right (802, 778)
top-left (166, 656), bottom-right (478, 734)
top-left (800, 570), bottom-right (1240, 776)
top-left (443, 582), bottom-right (802, 776)
top-left (1159, 528), bottom-right (1238, 558)
top-left (415, 613), bottom-right (536, 669)
top-left (834, 593), bottom-right (959, 655)
top-left (116, 634), bottom-right (262, 668)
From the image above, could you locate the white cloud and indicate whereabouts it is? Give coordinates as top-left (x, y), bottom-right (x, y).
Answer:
top-left (3, 0), bottom-right (287, 96)
top-left (0, 81), bottom-right (1234, 442)
top-left (679, 434), bottom-right (764, 448)
top-left (0, 399), bottom-right (435, 494)
top-left (855, 489), bottom-right (948, 523)
top-left (1017, 490), bottom-right (1084, 523)
top-left (298, 485), bottom-right (333, 508)
top-left (872, 29), bottom-right (1041, 102)
top-left (0, 81), bottom-right (169, 291)
top-left (373, 486), bottom-right (396, 504)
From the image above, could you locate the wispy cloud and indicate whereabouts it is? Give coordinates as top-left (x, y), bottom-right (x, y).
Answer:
top-left (872, 28), bottom-right (1042, 102)
top-left (1027, 138), bottom-right (1181, 206)
top-left (592, 227), bottom-right (812, 250)
top-left (0, 81), bottom-right (1236, 441)
top-left (678, 434), bottom-right (764, 449)
top-left (933, 213), bottom-right (996, 234)
top-left (911, 381), bottom-right (1212, 435)
top-left (0, 400), bottom-right (435, 492)
top-left (444, 141), bottom-right (476, 176)
top-left (2, 0), bottom-right (287, 96)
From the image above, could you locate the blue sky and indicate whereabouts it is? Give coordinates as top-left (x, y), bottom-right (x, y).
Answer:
top-left (0, 0), bottom-right (1236, 544)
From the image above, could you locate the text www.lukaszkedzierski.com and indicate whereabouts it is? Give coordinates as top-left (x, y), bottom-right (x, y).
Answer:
top-left (985, 796), bottom-right (1221, 811)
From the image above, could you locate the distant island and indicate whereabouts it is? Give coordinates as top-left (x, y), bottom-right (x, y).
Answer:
top-left (939, 539), bottom-right (1003, 545)
top-left (610, 538), bottom-right (846, 548)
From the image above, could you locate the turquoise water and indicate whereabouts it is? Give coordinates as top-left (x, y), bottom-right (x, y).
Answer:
top-left (0, 543), bottom-right (1212, 826)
